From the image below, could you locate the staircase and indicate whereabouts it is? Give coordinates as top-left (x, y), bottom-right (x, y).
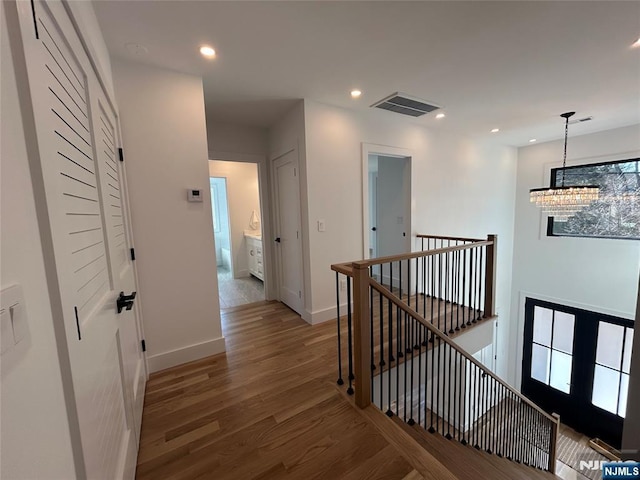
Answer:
top-left (331, 234), bottom-right (561, 477)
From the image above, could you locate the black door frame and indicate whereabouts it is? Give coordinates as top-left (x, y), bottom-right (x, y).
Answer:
top-left (521, 297), bottom-right (632, 448)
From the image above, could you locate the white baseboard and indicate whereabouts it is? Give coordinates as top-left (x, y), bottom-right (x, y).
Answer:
top-left (147, 336), bottom-right (226, 373)
top-left (309, 303), bottom-right (353, 325)
top-left (234, 268), bottom-right (250, 278)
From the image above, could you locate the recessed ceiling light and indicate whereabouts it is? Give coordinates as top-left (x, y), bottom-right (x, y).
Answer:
top-left (529, 138), bottom-right (537, 143)
top-left (124, 43), bottom-right (148, 56)
top-left (350, 90), bottom-right (362, 98)
top-left (632, 38), bottom-right (640, 48)
top-left (435, 113), bottom-right (446, 119)
top-left (200, 46), bottom-right (216, 58)
top-left (491, 128), bottom-right (500, 133)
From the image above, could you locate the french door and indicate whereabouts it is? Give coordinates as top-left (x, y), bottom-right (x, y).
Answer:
top-left (14, 1), bottom-right (145, 477)
top-left (522, 297), bottom-right (633, 448)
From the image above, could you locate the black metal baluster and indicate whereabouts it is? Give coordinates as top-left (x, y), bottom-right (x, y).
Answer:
top-left (497, 384), bottom-right (504, 457)
top-left (416, 256), bottom-right (427, 318)
top-left (473, 248), bottom-right (479, 323)
top-left (430, 252), bottom-right (435, 335)
top-left (473, 364), bottom-right (479, 449)
top-left (445, 343), bottom-right (452, 439)
top-left (408, 317), bottom-right (415, 425)
top-left (379, 274), bottom-right (383, 362)
top-left (467, 248), bottom-right (473, 326)
top-left (507, 393), bottom-right (514, 461)
top-left (346, 277), bottom-right (354, 395)
top-left (456, 250), bottom-right (461, 331)
top-left (453, 348), bottom-right (459, 440)
top-left (479, 247), bottom-right (484, 319)
top-left (387, 296), bottom-right (394, 416)
top-left (438, 254), bottom-right (442, 332)
top-left (463, 357), bottom-right (470, 446)
top-left (444, 247), bottom-right (449, 334)
top-left (449, 251), bottom-right (455, 334)
top-left (418, 323), bottom-right (423, 428)
top-left (492, 382), bottom-right (497, 455)
top-left (379, 277), bottom-right (385, 410)
top-left (336, 272), bottom-right (344, 386)
top-left (516, 399), bottom-right (522, 463)
top-left (388, 267), bottom-right (395, 367)
top-left (403, 310), bottom-right (408, 423)
top-left (370, 277), bottom-right (375, 402)
top-left (462, 249), bottom-right (467, 329)
top-left (429, 326), bottom-right (436, 433)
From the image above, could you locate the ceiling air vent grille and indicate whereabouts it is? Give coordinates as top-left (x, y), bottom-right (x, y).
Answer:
top-left (371, 93), bottom-right (441, 117)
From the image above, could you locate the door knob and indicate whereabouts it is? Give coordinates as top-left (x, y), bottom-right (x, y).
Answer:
top-left (117, 291), bottom-right (137, 314)
top-left (275, 237), bottom-right (281, 243)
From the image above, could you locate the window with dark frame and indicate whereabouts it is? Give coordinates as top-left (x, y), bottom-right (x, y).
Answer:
top-left (546, 157), bottom-right (640, 240)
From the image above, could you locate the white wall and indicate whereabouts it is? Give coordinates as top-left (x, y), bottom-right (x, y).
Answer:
top-left (622, 273), bottom-right (640, 458)
top-left (302, 100), bottom-right (518, 379)
top-left (510, 124), bottom-right (640, 387)
top-left (207, 121), bottom-right (268, 160)
top-left (1, 3), bottom-right (77, 477)
top-left (208, 161), bottom-right (261, 278)
top-left (112, 59), bottom-right (225, 373)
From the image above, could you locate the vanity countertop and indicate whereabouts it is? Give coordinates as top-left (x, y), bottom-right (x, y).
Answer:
top-left (244, 230), bottom-right (262, 241)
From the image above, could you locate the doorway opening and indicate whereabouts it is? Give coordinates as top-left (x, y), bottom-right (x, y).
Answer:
top-left (521, 296), bottom-right (633, 448)
top-left (365, 152), bottom-right (412, 282)
top-left (209, 161), bottom-right (265, 308)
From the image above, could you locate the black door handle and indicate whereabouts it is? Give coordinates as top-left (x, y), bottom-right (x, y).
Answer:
top-left (117, 291), bottom-right (137, 313)
top-left (275, 237), bottom-right (281, 243)
top-left (371, 227), bottom-right (377, 231)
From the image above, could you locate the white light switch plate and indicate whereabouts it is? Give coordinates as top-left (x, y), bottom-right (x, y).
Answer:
top-left (1, 309), bottom-right (13, 354)
top-left (1, 284), bottom-right (26, 347)
top-left (11, 303), bottom-right (27, 343)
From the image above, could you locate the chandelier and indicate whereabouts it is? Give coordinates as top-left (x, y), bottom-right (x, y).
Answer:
top-left (530, 112), bottom-right (600, 222)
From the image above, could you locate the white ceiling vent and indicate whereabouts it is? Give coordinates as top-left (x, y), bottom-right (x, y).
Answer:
top-left (371, 93), bottom-right (441, 117)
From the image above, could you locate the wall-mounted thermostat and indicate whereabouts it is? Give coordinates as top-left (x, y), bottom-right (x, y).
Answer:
top-left (187, 189), bottom-right (203, 202)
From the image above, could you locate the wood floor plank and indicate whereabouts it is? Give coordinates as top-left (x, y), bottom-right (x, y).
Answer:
top-left (135, 300), bottom-right (553, 479)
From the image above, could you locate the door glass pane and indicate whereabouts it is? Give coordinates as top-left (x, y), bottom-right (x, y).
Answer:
top-left (619, 373), bottom-right (629, 417)
top-left (550, 350), bottom-right (572, 394)
top-left (596, 322), bottom-right (624, 369)
top-left (622, 328), bottom-right (633, 374)
top-left (592, 365), bottom-right (620, 414)
top-left (531, 344), bottom-right (550, 384)
top-left (552, 312), bottom-right (575, 354)
top-left (533, 307), bottom-right (553, 347)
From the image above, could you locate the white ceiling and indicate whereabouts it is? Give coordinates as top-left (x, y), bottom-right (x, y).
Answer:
top-left (93, 1), bottom-right (640, 146)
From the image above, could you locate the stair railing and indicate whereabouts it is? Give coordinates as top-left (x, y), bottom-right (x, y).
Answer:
top-left (332, 235), bottom-right (496, 394)
top-left (331, 234), bottom-right (560, 473)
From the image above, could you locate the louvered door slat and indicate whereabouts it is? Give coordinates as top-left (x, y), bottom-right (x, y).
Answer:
top-left (14, 1), bottom-right (135, 477)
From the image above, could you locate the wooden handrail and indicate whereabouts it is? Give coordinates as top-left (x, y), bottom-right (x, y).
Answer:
top-left (330, 236), bottom-right (492, 276)
top-left (367, 277), bottom-right (558, 425)
top-left (417, 234), bottom-right (484, 243)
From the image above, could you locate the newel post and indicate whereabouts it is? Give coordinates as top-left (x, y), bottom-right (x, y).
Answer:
top-left (352, 262), bottom-right (372, 408)
top-left (484, 234), bottom-right (498, 318)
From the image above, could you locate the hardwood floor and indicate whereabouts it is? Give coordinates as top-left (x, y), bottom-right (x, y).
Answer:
top-left (136, 301), bottom-right (420, 479)
top-left (135, 300), bottom-right (557, 479)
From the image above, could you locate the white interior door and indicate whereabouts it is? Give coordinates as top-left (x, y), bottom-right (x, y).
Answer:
top-left (91, 88), bottom-right (146, 451)
top-left (273, 150), bottom-right (303, 314)
top-left (15, 1), bottom-right (141, 477)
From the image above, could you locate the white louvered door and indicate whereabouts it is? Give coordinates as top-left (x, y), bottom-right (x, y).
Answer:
top-left (14, 1), bottom-right (141, 478)
top-left (91, 88), bottom-right (146, 450)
